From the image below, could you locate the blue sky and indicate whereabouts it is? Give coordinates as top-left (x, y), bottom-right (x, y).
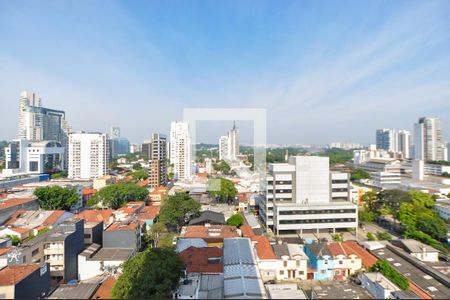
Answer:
top-left (0, 0), bottom-right (449, 144)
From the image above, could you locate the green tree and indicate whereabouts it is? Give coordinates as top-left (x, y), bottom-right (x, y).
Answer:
top-left (332, 233), bottom-right (344, 242)
top-left (408, 190), bottom-right (435, 208)
top-left (319, 148), bottom-right (354, 165)
top-left (376, 189), bottom-right (412, 219)
top-left (369, 260), bottom-right (409, 290)
top-left (367, 232), bottom-right (377, 241)
top-left (226, 214), bottom-right (244, 228)
top-left (145, 222), bottom-right (168, 248)
top-left (213, 160), bottom-right (231, 174)
top-left (89, 182), bottom-right (148, 209)
top-left (351, 169), bottom-right (371, 181)
top-left (398, 202), bottom-right (417, 232)
top-left (359, 209), bottom-right (376, 223)
top-left (7, 235), bottom-right (21, 246)
top-left (132, 162), bottom-right (142, 170)
top-left (131, 169), bottom-right (149, 181)
top-left (34, 186), bottom-right (79, 211)
top-left (208, 178), bottom-right (237, 203)
top-left (376, 231), bottom-right (392, 241)
top-left (158, 193), bottom-right (201, 230)
top-left (111, 247), bottom-right (183, 299)
top-left (362, 191), bottom-right (378, 211)
top-left (415, 211), bottom-right (447, 240)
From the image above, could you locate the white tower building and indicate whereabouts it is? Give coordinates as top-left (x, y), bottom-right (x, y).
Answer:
top-left (414, 117), bottom-right (444, 161)
top-left (68, 132), bottom-right (108, 179)
top-left (169, 121), bottom-right (192, 180)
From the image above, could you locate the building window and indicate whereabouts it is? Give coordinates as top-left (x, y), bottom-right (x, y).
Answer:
top-left (339, 260), bottom-right (343, 265)
top-left (321, 270), bottom-right (326, 274)
top-left (299, 271), bottom-right (304, 275)
top-left (32, 249), bottom-right (39, 256)
top-left (296, 260), bottom-right (300, 267)
top-left (324, 260), bottom-right (328, 264)
top-left (280, 270), bottom-right (284, 275)
top-left (283, 261), bottom-right (287, 267)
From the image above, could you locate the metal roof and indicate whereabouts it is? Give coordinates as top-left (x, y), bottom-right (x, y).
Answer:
top-left (48, 283), bottom-right (99, 299)
top-left (176, 238), bottom-right (208, 253)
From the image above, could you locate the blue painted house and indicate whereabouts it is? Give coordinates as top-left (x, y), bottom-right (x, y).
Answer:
top-left (304, 242), bottom-right (334, 280)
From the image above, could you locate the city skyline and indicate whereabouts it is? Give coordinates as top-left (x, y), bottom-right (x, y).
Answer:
top-left (1, 1), bottom-right (450, 144)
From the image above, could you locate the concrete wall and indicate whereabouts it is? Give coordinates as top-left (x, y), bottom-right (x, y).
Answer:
top-left (63, 220), bottom-right (85, 281)
top-left (15, 263), bottom-right (51, 299)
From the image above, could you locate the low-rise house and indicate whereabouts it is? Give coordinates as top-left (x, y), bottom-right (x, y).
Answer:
top-left (78, 243), bottom-right (134, 280)
top-left (9, 219), bottom-right (85, 283)
top-left (396, 239), bottom-right (439, 262)
top-left (327, 242), bottom-right (362, 280)
top-left (136, 206), bottom-right (160, 230)
top-left (74, 210), bottom-right (114, 229)
top-left (223, 238), bottom-right (266, 299)
top-left (48, 282), bottom-right (100, 299)
top-left (0, 197), bottom-right (39, 224)
top-left (304, 242), bottom-right (334, 280)
top-left (179, 246), bottom-right (223, 274)
top-left (0, 227), bottom-right (32, 240)
top-left (0, 263), bottom-right (51, 299)
top-left (272, 243), bottom-right (308, 281)
top-left (176, 238), bottom-right (208, 253)
top-left (265, 283), bottom-right (308, 299)
top-left (189, 210), bottom-right (226, 226)
top-left (104, 220), bottom-right (144, 252)
top-left (3, 210), bottom-right (72, 229)
top-left (175, 273), bottom-right (224, 299)
top-left (361, 272), bottom-right (400, 299)
top-left (342, 240), bottom-right (377, 269)
top-left (181, 225), bottom-right (239, 247)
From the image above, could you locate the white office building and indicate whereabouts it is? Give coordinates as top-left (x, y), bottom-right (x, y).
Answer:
top-left (414, 117), bottom-right (445, 161)
top-left (68, 132), bottom-right (108, 179)
top-left (259, 156), bottom-right (357, 235)
top-left (218, 123), bottom-right (240, 161)
top-left (397, 130), bottom-right (412, 159)
top-left (170, 121), bottom-right (192, 180)
top-left (2, 139), bottom-right (65, 175)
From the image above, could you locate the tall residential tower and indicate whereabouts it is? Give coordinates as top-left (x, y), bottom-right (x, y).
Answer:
top-left (169, 121), bottom-right (191, 180)
top-left (414, 117), bottom-right (445, 161)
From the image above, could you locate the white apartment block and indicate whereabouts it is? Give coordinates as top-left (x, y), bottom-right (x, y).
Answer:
top-left (68, 132), bottom-right (108, 180)
top-left (259, 156), bottom-right (357, 235)
top-left (170, 121), bottom-right (192, 180)
top-left (397, 130), bottom-right (412, 159)
top-left (218, 123), bottom-right (240, 161)
top-left (414, 117), bottom-right (445, 161)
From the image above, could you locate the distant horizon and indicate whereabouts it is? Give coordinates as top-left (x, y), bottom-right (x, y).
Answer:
top-left (1, 1), bottom-right (450, 144)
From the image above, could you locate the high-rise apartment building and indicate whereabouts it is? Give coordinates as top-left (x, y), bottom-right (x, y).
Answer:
top-left (219, 135), bottom-right (229, 160)
top-left (169, 121), bottom-right (191, 180)
top-left (18, 91), bottom-right (70, 143)
top-left (258, 156), bottom-right (357, 235)
top-left (414, 117), bottom-right (444, 161)
top-left (376, 129), bottom-right (397, 152)
top-left (148, 133), bottom-right (167, 187)
top-left (218, 123), bottom-right (240, 161)
top-left (397, 130), bottom-right (412, 159)
top-left (68, 132), bottom-right (108, 179)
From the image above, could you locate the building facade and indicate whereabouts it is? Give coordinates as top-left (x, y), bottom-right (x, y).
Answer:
top-left (68, 132), bottom-right (108, 179)
top-left (376, 129), bottom-right (397, 152)
top-left (3, 139), bottom-right (65, 175)
top-left (169, 121), bottom-right (191, 180)
top-left (218, 123), bottom-right (240, 161)
top-left (259, 156), bottom-right (357, 235)
top-left (414, 117), bottom-right (445, 161)
top-left (148, 133), bottom-right (167, 187)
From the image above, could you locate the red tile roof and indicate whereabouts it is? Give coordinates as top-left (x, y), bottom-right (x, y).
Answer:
top-left (182, 225), bottom-right (239, 243)
top-left (0, 198), bottom-right (35, 211)
top-left (0, 247), bottom-right (13, 256)
top-left (240, 224), bottom-right (255, 238)
top-left (43, 210), bottom-right (65, 226)
top-left (74, 210), bottom-right (114, 224)
top-left (82, 188), bottom-right (97, 196)
top-left (106, 221), bottom-right (139, 232)
top-left (179, 246), bottom-right (223, 273)
top-left (253, 236), bottom-right (277, 259)
top-left (91, 276), bottom-right (116, 299)
top-left (13, 228), bottom-right (31, 234)
top-left (136, 180), bottom-right (150, 187)
top-left (0, 264), bottom-right (41, 285)
top-left (137, 206), bottom-right (160, 220)
top-left (328, 242), bottom-right (347, 257)
top-left (342, 241), bottom-right (377, 268)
